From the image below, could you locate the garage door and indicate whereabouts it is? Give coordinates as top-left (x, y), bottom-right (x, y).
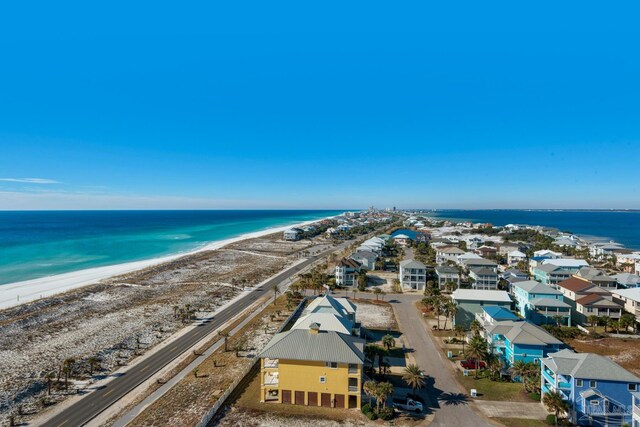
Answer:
top-left (295, 391), bottom-right (305, 405)
top-left (321, 393), bottom-right (331, 407)
top-left (282, 390), bottom-right (291, 404)
top-left (308, 392), bottom-right (318, 406)
top-left (334, 394), bottom-right (345, 408)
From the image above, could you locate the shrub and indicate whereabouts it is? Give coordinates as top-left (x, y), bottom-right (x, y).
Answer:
top-left (378, 406), bottom-right (394, 421)
top-left (361, 403), bottom-right (372, 414)
top-left (365, 411), bottom-right (377, 420)
top-left (546, 414), bottom-right (556, 425)
top-left (528, 392), bottom-right (541, 401)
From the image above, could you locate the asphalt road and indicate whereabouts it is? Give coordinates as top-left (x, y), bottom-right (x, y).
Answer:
top-left (41, 241), bottom-right (350, 427)
top-left (357, 293), bottom-right (494, 426)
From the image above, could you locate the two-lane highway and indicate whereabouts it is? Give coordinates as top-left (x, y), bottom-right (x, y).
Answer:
top-left (41, 241), bottom-right (350, 427)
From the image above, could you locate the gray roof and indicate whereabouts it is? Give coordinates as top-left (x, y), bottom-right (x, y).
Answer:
top-left (529, 297), bottom-right (571, 309)
top-left (400, 259), bottom-right (426, 269)
top-left (514, 280), bottom-right (562, 295)
top-left (259, 329), bottom-right (365, 364)
top-left (452, 289), bottom-right (511, 303)
top-left (612, 273), bottom-right (640, 286)
top-left (470, 267), bottom-right (498, 276)
top-left (577, 267), bottom-right (616, 283)
top-left (500, 321), bottom-right (563, 346)
top-left (463, 258), bottom-right (498, 267)
top-left (351, 250), bottom-right (378, 260)
top-left (435, 265), bottom-right (460, 275)
top-left (536, 264), bottom-right (563, 273)
top-left (543, 349), bottom-right (640, 382)
top-left (303, 294), bottom-right (355, 318)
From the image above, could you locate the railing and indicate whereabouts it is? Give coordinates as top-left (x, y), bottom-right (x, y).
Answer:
top-left (263, 375), bottom-right (279, 386)
top-left (263, 359), bottom-right (279, 368)
top-left (633, 403), bottom-right (640, 418)
top-left (348, 385), bottom-right (359, 392)
top-left (558, 381), bottom-right (571, 389)
top-left (542, 369), bottom-right (556, 385)
top-left (348, 367), bottom-right (358, 375)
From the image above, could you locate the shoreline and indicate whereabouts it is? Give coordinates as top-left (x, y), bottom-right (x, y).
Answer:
top-left (0, 216), bottom-right (334, 310)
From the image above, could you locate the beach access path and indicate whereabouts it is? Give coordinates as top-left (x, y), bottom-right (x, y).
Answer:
top-left (38, 239), bottom-right (354, 427)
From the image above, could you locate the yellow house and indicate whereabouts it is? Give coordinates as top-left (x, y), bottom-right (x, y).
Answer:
top-left (259, 323), bottom-right (365, 409)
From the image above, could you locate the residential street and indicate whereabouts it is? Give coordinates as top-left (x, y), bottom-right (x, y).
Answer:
top-left (358, 292), bottom-right (495, 426)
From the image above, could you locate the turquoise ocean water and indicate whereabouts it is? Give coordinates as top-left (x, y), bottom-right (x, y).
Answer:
top-left (0, 210), bottom-right (342, 285)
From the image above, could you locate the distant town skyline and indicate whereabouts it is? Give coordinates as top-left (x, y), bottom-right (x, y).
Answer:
top-left (1, 3), bottom-right (639, 210)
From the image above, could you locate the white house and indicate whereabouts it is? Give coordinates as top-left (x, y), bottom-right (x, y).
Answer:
top-left (393, 234), bottom-right (411, 247)
top-left (335, 258), bottom-right (361, 287)
top-left (350, 250), bottom-right (377, 271)
top-left (283, 228), bottom-right (303, 241)
top-left (533, 249), bottom-right (563, 259)
top-left (399, 259), bottom-right (427, 290)
top-left (436, 246), bottom-right (466, 264)
top-left (507, 250), bottom-right (527, 266)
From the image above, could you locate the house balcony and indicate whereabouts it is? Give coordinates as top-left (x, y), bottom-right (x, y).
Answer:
top-left (492, 339), bottom-right (506, 348)
top-left (348, 378), bottom-right (359, 393)
top-left (263, 358), bottom-right (279, 369)
top-left (348, 366), bottom-right (359, 375)
top-left (557, 381), bottom-right (571, 390)
top-left (263, 373), bottom-right (279, 386)
top-left (542, 369), bottom-right (556, 385)
top-left (348, 385), bottom-right (359, 393)
top-left (633, 403), bottom-right (640, 418)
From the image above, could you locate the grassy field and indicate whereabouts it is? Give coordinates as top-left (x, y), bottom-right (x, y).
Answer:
top-left (494, 417), bottom-right (549, 426)
top-left (456, 372), bottom-right (530, 402)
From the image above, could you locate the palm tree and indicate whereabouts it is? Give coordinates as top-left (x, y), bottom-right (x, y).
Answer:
top-left (45, 371), bottom-right (56, 395)
top-left (486, 353), bottom-right (503, 381)
top-left (218, 331), bottom-right (230, 351)
top-left (272, 284), bottom-right (279, 304)
top-left (402, 364), bottom-right (425, 398)
top-left (610, 320), bottom-right (620, 334)
top-left (601, 316), bottom-right (610, 333)
top-left (443, 301), bottom-right (458, 331)
top-left (62, 358), bottom-right (75, 390)
top-left (465, 336), bottom-right (487, 379)
top-left (382, 334), bottom-right (395, 351)
top-left (620, 313), bottom-right (635, 333)
top-left (432, 295), bottom-right (447, 330)
top-left (454, 324), bottom-right (467, 353)
top-left (363, 380), bottom-right (377, 406)
top-left (588, 315), bottom-right (599, 333)
top-left (375, 381), bottom-right (394, 413)
top-left (424, 286), bottom-right (441, 297)
top-left (543, 390), bottom-right (568, 425)
top-left (469, 319), bottom-right (483, 337)
top-left (87, 356), bottom-right (100, 376)
top-left (373, 287), bottom-right (383, 301)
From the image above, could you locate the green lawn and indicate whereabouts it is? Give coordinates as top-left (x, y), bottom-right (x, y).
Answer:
top-left (494, 417), bottom-right (549, 427)
top-left (456, 371), bottom-right (530, 402)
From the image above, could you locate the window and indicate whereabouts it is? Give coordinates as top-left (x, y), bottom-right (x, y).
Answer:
top-left (576, 380), bottom-right (583, 387)
top-left (590, 400), bottom-right (600, 407)
top-left (325, 362), bottom-right (338, 369)
top-left (319, 376), bottom-right (326, 384)
top-left (590, 380), bottom-right (597, 388)
top-left (586, 307), bottom-right (593, 313)
top-left (629, 384), bottom-right (638, 392)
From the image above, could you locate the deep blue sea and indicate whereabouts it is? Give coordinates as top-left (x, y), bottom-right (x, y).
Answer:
top-left (0, 210), bottom-right (342, 285)
top-left (426, 210), bottom-right (640, 250)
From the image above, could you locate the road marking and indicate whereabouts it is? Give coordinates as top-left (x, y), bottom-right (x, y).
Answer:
top-left (104, 389), bottom-right (114, 396)
top-left (141, 365), bottom-right (150, 372)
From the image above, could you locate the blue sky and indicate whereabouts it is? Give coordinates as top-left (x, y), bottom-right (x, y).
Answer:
top-left (1, 2), bottom-right (639, 210)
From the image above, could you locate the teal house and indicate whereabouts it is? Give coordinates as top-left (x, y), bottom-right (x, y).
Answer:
top-left (484, 319), bottom-right (563, 368)
top-left (512, 280), bottom-right (572, 326)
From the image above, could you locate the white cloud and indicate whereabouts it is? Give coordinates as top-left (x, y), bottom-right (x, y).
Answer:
top-left (0, 178), bottom-right (60, 184)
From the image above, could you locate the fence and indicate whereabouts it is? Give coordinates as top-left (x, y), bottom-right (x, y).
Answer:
top-left (194, 297), bottom-right (307, 427)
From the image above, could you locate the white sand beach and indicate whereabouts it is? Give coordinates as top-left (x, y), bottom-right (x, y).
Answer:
top-left (0, 217), bottom-right (330, 310)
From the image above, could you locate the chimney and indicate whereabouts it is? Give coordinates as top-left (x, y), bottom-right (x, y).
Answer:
top-left (309, 323), bottom-right (320, 334)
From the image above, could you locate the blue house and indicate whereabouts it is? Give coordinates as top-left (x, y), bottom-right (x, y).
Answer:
top-left (541, 349), bottom-right (640, 427)
top-left (512, 280), bottom-right (572, 326)
top-left (484, 319), bottom-right (563, 368)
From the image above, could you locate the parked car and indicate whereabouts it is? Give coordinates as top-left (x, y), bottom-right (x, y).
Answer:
top-left (460, 359), bottom-right (486, 370)
top-left (392, 397), bottom-right (423, 413)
